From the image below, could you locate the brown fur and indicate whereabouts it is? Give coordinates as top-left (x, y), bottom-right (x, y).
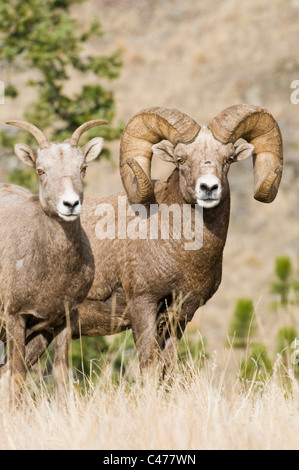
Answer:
top-left (23, 147), bottom-right (233, 380)
top-left (18, 117), bottom-right (279, 383)
top-left (0, 124), bottom-right (104, 401)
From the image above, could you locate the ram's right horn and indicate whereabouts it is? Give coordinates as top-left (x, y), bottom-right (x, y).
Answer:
top-left (208, 104), bottom-right (283, 203)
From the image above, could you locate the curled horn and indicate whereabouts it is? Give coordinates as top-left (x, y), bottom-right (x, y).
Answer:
top-left (69, 120), bottom-right (108, 147)
top-left (208, 104), bottom-right (283, 203)
top-left (6, 120), bottom-right (50, 149)
top-left (119, 107), bottom-right (201, 204)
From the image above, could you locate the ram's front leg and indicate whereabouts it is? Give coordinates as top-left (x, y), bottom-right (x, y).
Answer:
top-left (130, 295), bottom-right (159, 386)
top-left (157, 296), bottom-right (199, 385)
top-left (157, 317), bottom-right (186, 385)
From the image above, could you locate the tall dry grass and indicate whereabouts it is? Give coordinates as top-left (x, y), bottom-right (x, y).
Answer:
top-left (1, 347), bottom-right (299, 450)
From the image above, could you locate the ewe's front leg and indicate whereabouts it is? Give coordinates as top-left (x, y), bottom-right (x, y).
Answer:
top-left (130, 296), bottom-right (159, 385)
top-left (25, 330), bottom-right (53, 368)
top-left (6, 313), bottom-right (26, 403)
top-left (53, 318), bottom-right (72, 402)
top-left (24, 309), bottom-right (79, 370)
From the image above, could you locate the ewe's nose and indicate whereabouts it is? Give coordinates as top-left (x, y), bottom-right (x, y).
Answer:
top-left (57, 177), bottom-right (82, 221)
top-left (63, 199), bottom-right (80, 212)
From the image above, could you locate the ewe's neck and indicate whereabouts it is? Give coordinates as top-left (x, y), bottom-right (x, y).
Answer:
top-left (56, 217), bottom-right (81, 243)
top-left (42, 210), bottom-right (83, 249)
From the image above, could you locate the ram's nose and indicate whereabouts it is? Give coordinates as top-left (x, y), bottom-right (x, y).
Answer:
top-left (198, 181), bottom-right (219, 196)
top-left (195, 175), bottom-right (222, 208)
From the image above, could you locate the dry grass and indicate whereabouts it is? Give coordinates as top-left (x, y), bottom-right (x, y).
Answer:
top-left (1, 349), bottom-right (299, 450)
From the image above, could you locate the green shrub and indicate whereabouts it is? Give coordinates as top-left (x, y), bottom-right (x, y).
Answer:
top-left (71, 335), bottom-right (109, 381)
top-left (0, 0), bottom-right (123, 154)
top-left (178, 329), bottom-right (208, 366)
top-left (271, 256), bottom-right (293, 306)
top-left (228, 298), bottom-right (256, 348)
top-left (240, 342), bottom-right (273, 384)
top-left (7, 167), bottom-right (38, 193)
top-left (276, 325), bottom-right (298, 357)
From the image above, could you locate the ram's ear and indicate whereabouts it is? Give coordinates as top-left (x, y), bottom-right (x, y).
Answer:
top-left (81, 137), bottom-right (104, 162)
top-left (152, 140), bottom-right (175, 163)
top-left (234, 142), bottom-right (255, 162)
top-left (14, 143), bottom-right (37, 168)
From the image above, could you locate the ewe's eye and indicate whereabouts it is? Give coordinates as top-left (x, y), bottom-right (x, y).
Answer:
top-left (177, 159), bottom-right (185, 166)
top-left (37, 169), bottom-right (45, 176)
top-left (81, 165), bottom-right (87, 175)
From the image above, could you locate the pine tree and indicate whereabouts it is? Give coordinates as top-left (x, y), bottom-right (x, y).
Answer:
top-left (270, 256), bottom-right (293, 306)
top-left (0, 0), bottom-right (123, 148)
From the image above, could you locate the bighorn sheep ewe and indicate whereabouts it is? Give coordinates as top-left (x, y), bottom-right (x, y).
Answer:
top-left (0, 119), bottom-right (105, 400)
top-left (20, 104), bottom-right (283, 381)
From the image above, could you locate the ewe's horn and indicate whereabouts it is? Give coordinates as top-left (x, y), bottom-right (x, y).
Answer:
top-left (120, 107), bottom-right (201, 204)
top-left (69, 119), bottom-right (108, 147)
top-left (208, 104), bottom-right (283, 203)
top-left (6, 120), bottom-right (50, 149)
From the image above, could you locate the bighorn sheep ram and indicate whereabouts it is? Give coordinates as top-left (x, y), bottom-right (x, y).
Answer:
top-left (0, 119), bottom-right (106, 400)
top-left (17, 104), bottom-right (283, 381)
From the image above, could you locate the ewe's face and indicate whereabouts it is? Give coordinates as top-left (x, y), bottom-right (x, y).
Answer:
top-left (36, 144), bottom-right (86, 221)
top-left (152, 127), bottom-right (254, 209)
top-left (14, 137), bottom-right (103, 222)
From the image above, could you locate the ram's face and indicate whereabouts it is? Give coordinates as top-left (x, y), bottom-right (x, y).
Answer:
top-left (174, 128), bottom-right (235, 208)
top-left (152, 127), bottom-right (254, 209)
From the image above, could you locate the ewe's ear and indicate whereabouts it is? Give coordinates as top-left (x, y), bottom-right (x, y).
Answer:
top-left (81, 137), bottom-right (104, 162)
top-left (234, 143), bottom-right (255, 162)
top-left (152, 140), bottom-right (175, 163)
top-left (14, 143), bottom-right (37, 168)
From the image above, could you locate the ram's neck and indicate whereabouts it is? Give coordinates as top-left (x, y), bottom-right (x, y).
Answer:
top-left (202, 190), bottom-right (231, 257)
top-left (153, 169), bottom-right (186, 205)
top-left (153, 168), bottom-right (231, 255)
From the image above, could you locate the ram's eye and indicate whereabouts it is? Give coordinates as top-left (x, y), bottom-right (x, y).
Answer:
top-left (177, 159), bottom-right (185, 165)
top-left (226, 156), bottom-right (234, 164)
top-left (37, 169), bottom-right (45, 176)
top-left (81, 165), bottom-right (87, 175)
